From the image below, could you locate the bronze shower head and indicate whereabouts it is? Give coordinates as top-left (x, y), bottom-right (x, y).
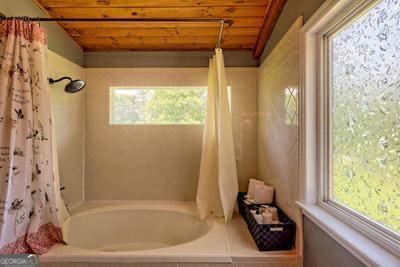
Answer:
top-left (48, 77), bottom-right (86, 93)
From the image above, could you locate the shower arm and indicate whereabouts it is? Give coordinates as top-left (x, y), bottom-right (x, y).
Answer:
top-left (0, 16), bottom-right (233, 49)
top-left (216, 20), bottom-right (225, 49)
top-left (48, 77), bottom-right (72, 84)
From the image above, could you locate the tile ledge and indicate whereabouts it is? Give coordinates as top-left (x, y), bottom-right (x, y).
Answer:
top-left (296, 201), bottom-right (400, 267)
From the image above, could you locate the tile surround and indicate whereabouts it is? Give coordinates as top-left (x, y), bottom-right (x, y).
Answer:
top-left (84, 68), bottom-right (258, 201)
top-left (257, 17), bottom-right (304, 253)
top-left (48, 50), bottom-right (85, 208)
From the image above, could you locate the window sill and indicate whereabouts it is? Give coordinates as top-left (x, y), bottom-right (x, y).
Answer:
top-left (296, 201), bottom-right (400, 267)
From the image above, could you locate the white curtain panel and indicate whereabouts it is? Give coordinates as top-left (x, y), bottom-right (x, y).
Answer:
top-left (197, 48), bottom-right (238, 223)
top-left (0, 19), bottom-right (64, 254)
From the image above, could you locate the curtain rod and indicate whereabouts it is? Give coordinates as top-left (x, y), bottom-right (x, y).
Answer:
top-left (0, 16), bottom-right (233, 25)
top-left (0, 16), bottom-right (231, 48)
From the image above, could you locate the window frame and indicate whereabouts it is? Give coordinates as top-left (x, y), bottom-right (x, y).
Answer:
top-left (299, 0), bottom-right (400, 258)
top-left (109, 86), bottom-right (208, 125)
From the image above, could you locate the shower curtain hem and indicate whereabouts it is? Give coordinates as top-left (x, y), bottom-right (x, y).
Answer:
top-left (0, 223), bottom-right (64, 255)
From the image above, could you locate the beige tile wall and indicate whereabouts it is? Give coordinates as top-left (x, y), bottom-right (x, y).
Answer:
top-left (257, 17), bottom-right (303, 252)
top-left (84, 67), bottom-right (257, 201)
top-left (48, 50), bottom-right (85, 208)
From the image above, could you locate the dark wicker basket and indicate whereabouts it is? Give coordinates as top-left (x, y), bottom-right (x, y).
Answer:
top-left (237, 192), bottom-right (295, 251)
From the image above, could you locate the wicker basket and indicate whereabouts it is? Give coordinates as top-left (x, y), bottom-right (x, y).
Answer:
top-left (237, 192), bottom-right (295, 251)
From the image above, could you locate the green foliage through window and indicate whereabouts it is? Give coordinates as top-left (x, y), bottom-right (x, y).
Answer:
top-left (110, 88), bottom-right (207, 124)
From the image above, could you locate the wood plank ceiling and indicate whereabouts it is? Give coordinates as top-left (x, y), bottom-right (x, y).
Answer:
top-left (34, 0), bottom-right (286, 59)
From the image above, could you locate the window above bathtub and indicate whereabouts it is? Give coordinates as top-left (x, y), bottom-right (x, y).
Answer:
top-left (109, 87), bottom-right (207, 125)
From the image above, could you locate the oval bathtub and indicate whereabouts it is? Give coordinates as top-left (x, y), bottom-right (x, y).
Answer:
top-left (63, 207), bottom-right (211, 251)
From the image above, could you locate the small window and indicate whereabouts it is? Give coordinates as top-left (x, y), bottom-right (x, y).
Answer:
top-left (110, 87), bottom-right (207, 125)
top-left (327, 0), bottom-right (400, 234)
top-left (285, 87), bottom-right (298, 126)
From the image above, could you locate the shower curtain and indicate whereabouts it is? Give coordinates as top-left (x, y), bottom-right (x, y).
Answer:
top-left (196, 48), bottom-right (238, 223)
top-left (0, 19), bottom-right (64, 254)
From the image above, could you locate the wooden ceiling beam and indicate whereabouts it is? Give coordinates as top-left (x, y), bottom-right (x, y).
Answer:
top-left (75, 36), bottom-right (256, 46)
top-left (44, 7), bottom-right (267, 19)
top-left (252, 0), bottom-right (286, 59)
top-left (66, 27), bottom-right (260, 38)
top-left (82, 44), bottom-right (253, 52)
top-left (36, 0), bottom-right (270, 8)
top-left (58, 18), bottom-right (265, 29)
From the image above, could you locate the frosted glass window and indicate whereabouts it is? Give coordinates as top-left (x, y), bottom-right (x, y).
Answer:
top-left (330, 0), bottom-right (400, 233)
top-left (110, 88), bottom-right (207, 124)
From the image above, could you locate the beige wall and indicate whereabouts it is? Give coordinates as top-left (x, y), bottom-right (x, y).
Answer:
top-left (258, 17), bottom-right (303, 251)
top-left (48, 50), bottom-right (85, 208)
top-left (85, 67), bottom-right (257, 201)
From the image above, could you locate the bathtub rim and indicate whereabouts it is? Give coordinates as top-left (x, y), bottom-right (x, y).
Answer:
top-left (67, 201), bottom-right (202, 218)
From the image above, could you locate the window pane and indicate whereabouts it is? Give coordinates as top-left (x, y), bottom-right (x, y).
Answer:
top-left (285, 87), bottom-right (298, 126)
top-left (110, 88), bottom-right (207, 124)
top-left (330, 0), bottom-right (400, 233)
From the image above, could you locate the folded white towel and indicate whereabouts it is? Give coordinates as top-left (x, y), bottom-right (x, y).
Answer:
top-left (253, 213), bottom-right (263, 224)
top-left (247, 178), bottom-right (264, 199)
top-left (253, 183), bottom-right (274, 204)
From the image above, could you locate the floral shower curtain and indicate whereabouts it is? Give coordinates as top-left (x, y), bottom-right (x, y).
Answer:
top-left (196, 48), bottom-right (238, 223)
top-left (0, 19), bottom-right (64, 254)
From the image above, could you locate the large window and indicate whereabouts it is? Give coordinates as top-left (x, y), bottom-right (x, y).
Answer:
top-left (110, 87), bottom-right (207, 124)
top-left (326, 0), bottom-right (399, 235)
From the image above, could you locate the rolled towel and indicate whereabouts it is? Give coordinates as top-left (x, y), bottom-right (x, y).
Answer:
top-left (268, 207), bottom-right (279, 221)
top-left (262, 211), bottom-right (273, 224)
top-left (253, 183), bottom-right (275, 204)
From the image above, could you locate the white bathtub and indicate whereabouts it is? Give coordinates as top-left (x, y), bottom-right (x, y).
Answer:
top-left (41, 202), bottom-right (300, 265)
top-left (64, 208), bottom-right (211, 251)
top-left (41, 202), bottom-right (231, 262)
